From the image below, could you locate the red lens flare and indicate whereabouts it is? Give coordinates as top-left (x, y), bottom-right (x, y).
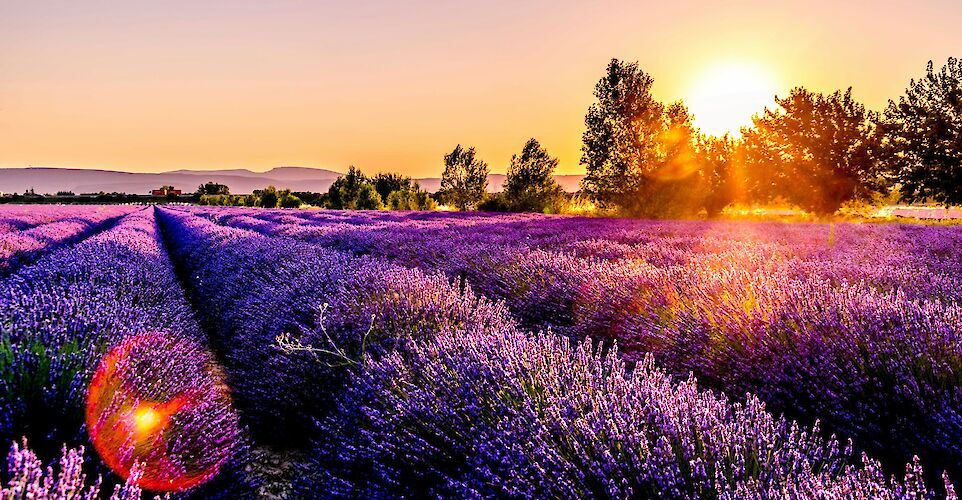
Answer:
top-left (85, 332), bottom-right (239, 492)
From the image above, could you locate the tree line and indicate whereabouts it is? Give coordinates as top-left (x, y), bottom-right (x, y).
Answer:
top-left (195, 142), bottom-right (568, 212)
top-left (580, 57), bottom-right (962, 217)
top-left (195, 183), bottom-right (303, 208)
top-left (366, 56), bottom-right (962, 216)
top-left (200, 56), bottom-right (959, 216)
top-left (196, 171), bottom-right (438, 210)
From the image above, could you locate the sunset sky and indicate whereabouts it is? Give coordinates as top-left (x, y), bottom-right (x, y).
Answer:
top-left (1, 0), bottom-right (959, 177)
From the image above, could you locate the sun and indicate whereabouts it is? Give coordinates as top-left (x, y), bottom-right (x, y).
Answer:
top-left (685, 62), bottom-right (780, 137)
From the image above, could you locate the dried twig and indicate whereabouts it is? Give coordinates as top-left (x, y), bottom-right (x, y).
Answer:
top-left (275, 303), bottom-right (377, 368)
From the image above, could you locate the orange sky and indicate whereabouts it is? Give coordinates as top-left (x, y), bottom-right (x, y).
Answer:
top-left (1, 0), bottom-right (958, 177)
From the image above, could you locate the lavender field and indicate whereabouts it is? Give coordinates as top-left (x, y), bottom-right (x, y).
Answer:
top-left (1, 204), bottom-right (960, 498)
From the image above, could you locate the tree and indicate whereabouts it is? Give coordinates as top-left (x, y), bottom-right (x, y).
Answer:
top-left (292, 191), bottom-right (324, 207)
top-left (580, 59), bottom-right (663, 211)
top-left (197, 182), bottom-right (230, 196)
top-left (277, 189), bottom-right (302, 208)
top-left (503, 138), bottom-right (565, 212)
top-left (258, 186), bottom-right (279, 208)
top-left (385, 182), bottom-right (437, 210)
top-left (742, 87), bottom-right (884, 215)
top-left (440, 145), bottom-right (489, 211)
top-left (697, 134), bottom-right (743, 217)
top-left (324, 168), bottom-right (434, 211)
top-left (371, 173), bottom-right (413, 202)
top-left (355, 184), bottom-right (384, 210)
top-left (882, 58), bottom-right (962, 206)
top-left (579, 60), bottom-right (704, 218)
top-left (371, 172), bottom-right (436, 210)
top-left (386, 190), bottom-right (410, 210)
top-left (326, 166), bottom-right (369, 209)
top-left (631, 101), bottom-right (706, 218)
top-left (199, 194), bottom-right (226, 206)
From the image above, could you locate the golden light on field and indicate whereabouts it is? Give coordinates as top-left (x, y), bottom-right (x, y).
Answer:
top-left (685, 62), bottom-right (780, 137)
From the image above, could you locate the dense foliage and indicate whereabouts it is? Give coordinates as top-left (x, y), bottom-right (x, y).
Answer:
top-left (883, 58), bottom-right (962, 206)
top-left (500, 138), bottom-right (566, 213)
top-left (743, 87), bottom-right (885, 214)
top-left (440, 145), bottom-right (490, 211)
top-left (578, 57), bottom-right (961, 217)
top-left (580, 60), bottom-right (724, 218)
top-left (323, 167), bottom-right (435, 211)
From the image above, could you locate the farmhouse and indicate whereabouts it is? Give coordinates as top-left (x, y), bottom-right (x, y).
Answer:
top-left (151, 186), bottom-right (182, 196)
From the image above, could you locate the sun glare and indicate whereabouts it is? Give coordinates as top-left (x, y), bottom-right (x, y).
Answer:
top-left (685, 62), bottom-right (779, 137)
top-left (133, 406), bottom-right (163, 437)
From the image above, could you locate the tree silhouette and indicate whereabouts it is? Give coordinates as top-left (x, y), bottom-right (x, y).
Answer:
top-left (580, 59), bottom-right (663, 211)
top-left (742, 87), bottom-right (884, 215)
top-left (697, 134), bottom-right (742, 217)
top-left (196, 182), bottom-right (230, 196)
top-left (371, 173), bottom-right (413, 203)
top-left (440, 145), bottom-right (489, 211)
top-left (326, 166), bottom-right (369, 209)
top-left (882, 58), bottom-right (962, 206)
top-left (580, 60), bottom-right (705, 217)
top-left (503, 138), bottom-right (564, 212)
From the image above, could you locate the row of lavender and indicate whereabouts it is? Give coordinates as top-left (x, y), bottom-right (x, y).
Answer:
top-left (0, 205), bottom-right (138, 275)
top-left (197, 207), bottom-right (962, 302)
top-left (156, 206), bottom-right (952, 497)
top-left (0, 208), bottom-right (244, 498)
top-left (185, 206), bottom-right (962, 487)
top-left (155, 207), bottom-right (524, 446)
top-left (0, 205), bottom-right (128, 233)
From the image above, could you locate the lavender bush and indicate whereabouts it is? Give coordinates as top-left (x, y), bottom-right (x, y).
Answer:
top-left (0, 205), bottom-right (136, 275)
top-left (1, 439), bottom-right (148, 500)
top-left (190, 206), bottom-right (962, 485)
top-left (304, 326), bottom-right (954, 498)
top-left (0, 209), bottom-right (246, 497)
top-left (156, 207), bottom-right (517, 448)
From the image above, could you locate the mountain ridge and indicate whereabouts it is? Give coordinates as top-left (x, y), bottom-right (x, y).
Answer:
top-left (0, 166), bottom-right (584, 194)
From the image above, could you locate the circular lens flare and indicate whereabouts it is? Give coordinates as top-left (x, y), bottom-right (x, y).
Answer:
top-left (86, 332), bottom-right (239, 492)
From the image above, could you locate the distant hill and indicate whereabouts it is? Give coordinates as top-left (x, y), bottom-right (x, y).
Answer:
top-left (0, 166), bottom-right (584, 195)
top-left (0, 166), bottom-right (343, 195)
